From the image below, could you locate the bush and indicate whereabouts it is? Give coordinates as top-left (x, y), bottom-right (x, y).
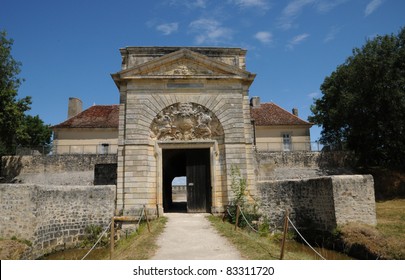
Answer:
top-left (226, 165), bottom-right (261, 231)
top-left (81, 224), bottom-right (109, 248)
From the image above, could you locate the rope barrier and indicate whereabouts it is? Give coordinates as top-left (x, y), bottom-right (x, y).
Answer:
top-left (226, 207), bottom-right (234, 218)
top-left (81, 220), bottom-right (112, 260)
top-left (287, 217), bottom-right (326, 260)
top-left (238, 206), bottom-right (259, 233)
top-left (137, 207), bottom-right (145, 228)
top-left (227, 205), bottom-right (327, 260)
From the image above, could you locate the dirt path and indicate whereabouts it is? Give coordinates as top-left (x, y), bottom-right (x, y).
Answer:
top-left (151, 213), bottom-right (242, 260)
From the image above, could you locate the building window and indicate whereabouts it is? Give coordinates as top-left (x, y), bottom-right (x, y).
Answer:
top-left (282, 133), bottom-right (291, 151)
top-left (99, 143), bottom-right (109, 154)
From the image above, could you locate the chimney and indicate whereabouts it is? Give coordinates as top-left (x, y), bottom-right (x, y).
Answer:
top-left (250, 96), bottom-right (261, 108)
top-left (292, 108), bottom-right (299, 116)
top-left (68, 97), bottom-right (83, 119)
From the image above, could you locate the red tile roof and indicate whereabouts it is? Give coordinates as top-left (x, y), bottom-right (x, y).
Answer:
top-left (250, 102), bottom-right (312, 126)
top-left (52, 105), bottom-right (119, 129)
top-left (52, 102), bottom-right (311, 129)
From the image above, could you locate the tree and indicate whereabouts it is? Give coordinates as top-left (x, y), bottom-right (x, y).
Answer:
top-left (309, 27), bottom-right (405, 168)
top-left (0, 30), bottom-right (51, 155)
top-left (19, 115), bottom-right (52, 150)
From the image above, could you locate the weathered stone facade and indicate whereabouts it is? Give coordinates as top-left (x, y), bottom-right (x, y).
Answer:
top-left (258, 175), bottom-right (377, 231)
top-left (255, 151), bottom-right (356, 180)
top-left (111, 47), bottom-right (256, 215)
top-left (0, 184), bottom-right (115, 259)
top-left (0, 154), bottom-right (117, 185)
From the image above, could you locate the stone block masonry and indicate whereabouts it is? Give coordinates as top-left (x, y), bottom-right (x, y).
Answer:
top-left (0, 154), bottom-right (117, 185)
top-left (0, 184), bottom-right (115, 259)
top-left (257, 175), bottom-right (376, 231)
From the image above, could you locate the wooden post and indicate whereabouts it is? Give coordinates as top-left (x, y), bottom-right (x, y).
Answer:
top-left (234, 205), bottom-right (240, 231)
top-left (222, 206), bottom-right (228, 222)
top-left (280, 209), bottom-right (289, 260)
top-left (156, 204), bottom-right (160, 218)
top-left (110, 217), bottom-right (114, 260)
top-left (144, 205), bottom-right (151, 233)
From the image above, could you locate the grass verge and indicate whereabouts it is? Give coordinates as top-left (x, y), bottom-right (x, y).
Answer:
top-left (207, 216), bottom-right (348, 260)
top-left (110, 217), bottom-right (167, 260)
top-left (338, 199), bottom-right (405, 259)
top-left (41, 217), bottom-right (167, 260)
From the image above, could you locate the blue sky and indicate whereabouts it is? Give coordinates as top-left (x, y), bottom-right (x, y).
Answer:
top-left (1, 0), bottom-right (404, 141)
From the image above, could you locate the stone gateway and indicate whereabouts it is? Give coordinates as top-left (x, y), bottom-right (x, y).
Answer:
top-left (0, 46), bottom-right (378, 258)
top-left (111, 47), bottom-right (257, 215)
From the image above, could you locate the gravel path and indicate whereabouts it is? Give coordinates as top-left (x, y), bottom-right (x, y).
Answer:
top-left (151, 213), bottom-right (242, 260)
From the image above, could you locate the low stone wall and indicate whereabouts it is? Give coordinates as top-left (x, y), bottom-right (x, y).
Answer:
top-left (255, 151), bottom-right (355, 180)
top-left (257, 175), bottom-right (376, 231)
top-left (0, 184), bottom-right (115, 259)
top-left (0, 154), bottom-right (117, 185)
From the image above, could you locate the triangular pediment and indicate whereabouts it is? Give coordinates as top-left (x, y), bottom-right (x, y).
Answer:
top-left (112, 48), bottom-right (255, 81)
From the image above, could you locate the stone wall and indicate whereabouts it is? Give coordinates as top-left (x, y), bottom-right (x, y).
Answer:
top-left (0, 154), bottom-right (117, 185)
top-left (257, 175), bottom-right (376, 231)
top-left (0, 184), bottom-right (115, 259)
top-left (255, 151), bottom-right (355, 180)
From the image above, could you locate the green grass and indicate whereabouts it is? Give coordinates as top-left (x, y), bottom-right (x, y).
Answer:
top-left (111, 217), bottom-right (167, 260)
top-left (207, 216), bottom-right (344, 260)
top-left (329, 199), bottom-right (405, 260)
top-left (210, 200), bottom-right (405, 260)
top-left (376, 199), bottom-right (405, 238)
top-left (375, 199), bottom-right (405, 259)
top-left (42, 217), bottom-right (167, 260)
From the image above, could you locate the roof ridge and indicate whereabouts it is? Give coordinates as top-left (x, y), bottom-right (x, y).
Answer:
top-left (250, 102), bottom-right (312, 126)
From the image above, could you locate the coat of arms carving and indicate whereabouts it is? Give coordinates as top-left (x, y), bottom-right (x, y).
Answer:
top-left (150, 103), bottom-right (223, 141)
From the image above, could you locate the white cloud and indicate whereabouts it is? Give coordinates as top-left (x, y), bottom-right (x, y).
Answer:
top-left (365, 0), bottom-right (384, 17)
top-left (287, 33), bottom-right (310, 49)
top-left (316, 0), bottom-right (348, 13)
top-left (193, 0), bottom-right (208, 8)
top-left (168, 0), bottom-right (208, 9)
top-left (254, 31), bottom-right (273, 43)
top-left (156, 22), bottom-right (179, 35)
top-left (189, 18), bottom-right (233, 45)
top-left (278, 0), bottom-right (315, 30)
top-left (278, 0), bottom-right (348, 30)
top-left (230, 0), bottom-right (270, 10)
top-left (323, 26), bottom-right (341, 43)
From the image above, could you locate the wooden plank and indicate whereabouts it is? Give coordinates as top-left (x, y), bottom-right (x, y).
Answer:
top-left (113, 216), bottom-right (139, 222)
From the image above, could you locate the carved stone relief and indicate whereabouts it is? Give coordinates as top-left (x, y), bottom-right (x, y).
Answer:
top-left (150, 102), bottom-right (223, 141)
top-left (147, 62), bottom-right (215, 76)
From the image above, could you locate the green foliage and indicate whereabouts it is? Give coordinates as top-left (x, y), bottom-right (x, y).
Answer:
top-left (0, 30), bottom-right (51, 155)
top-left (230, 165), bottom-right (247, 206)
top-left (18, 115), bottom-right (52, 150)
top-left (10, 236), bottom-right (32, 247)
top-left (81, 224), bottom-right (108, 248)
top-left (227, 165), bottom-right (261, 230)
top-left (309, 27), bottom-right (405, 168)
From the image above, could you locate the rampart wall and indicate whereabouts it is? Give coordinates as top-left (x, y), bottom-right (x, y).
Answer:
top-left (0, 184), bottom-right (115, 259)
top-left (257, 175), bottom-right (377, 231)
top-left (0, 152), bottom-right (376, 259)
top-left (255, 151), bottom-right (355, 180)
top-left (0, 154), bottom-right (117, 185)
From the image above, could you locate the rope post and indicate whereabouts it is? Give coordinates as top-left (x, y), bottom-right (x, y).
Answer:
top-left (222, 206), bottom-right (228, 222)
top-left (156, 204), bottom-right (160, 218)
top-left (234, 204), bottom-right (240, 231)
top-left (110, 216), bottom-right (114, 260)
top-left (143, 205), bottom-right (151, 233)
top-left (280, 209), bottom-right (289, 260)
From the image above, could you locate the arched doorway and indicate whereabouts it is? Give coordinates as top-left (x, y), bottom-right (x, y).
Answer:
top-left (162, 148), bottom-right (211, 213)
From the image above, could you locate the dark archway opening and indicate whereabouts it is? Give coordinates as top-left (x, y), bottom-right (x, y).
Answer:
top-left (162, 148), bottom-right (211, 213)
